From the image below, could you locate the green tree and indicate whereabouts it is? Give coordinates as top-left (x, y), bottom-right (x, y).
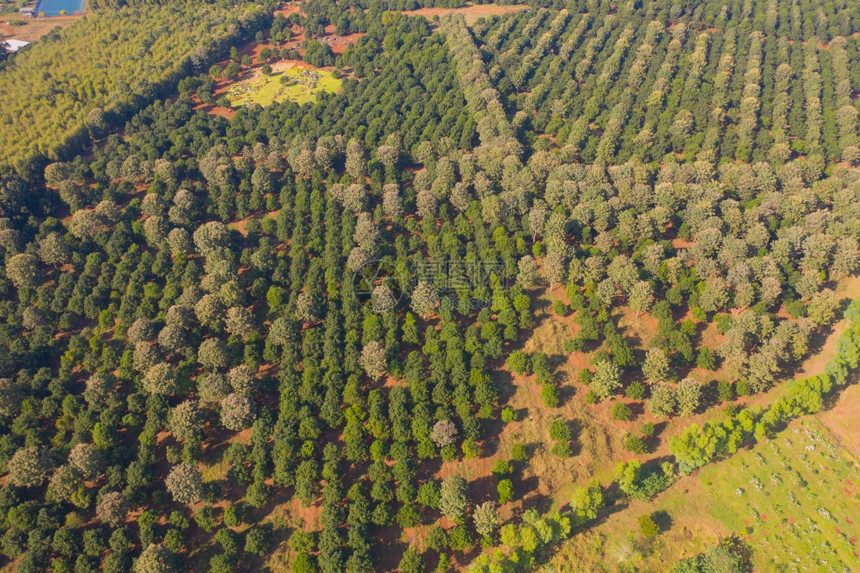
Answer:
top-left (472, 501), bottom-right (499, 537)
top-left (439, 476), bottom-right (468, 523)
top-left (639, 513), bottom-right (659, 538)
top-left (648, 382), bottom-right (676, 417)
top-left (612, 402), bottom-right (633, 421)
top-left (7, 446), bottom-right (49, 487)
top-left (165, 463), bottom-right (203, 504)
top-left (570, 480), bottom-right (604, 523)
top-left (592, 360), bottom-right (621, 401)
top-left (398, 548), bottom-right (424, 573)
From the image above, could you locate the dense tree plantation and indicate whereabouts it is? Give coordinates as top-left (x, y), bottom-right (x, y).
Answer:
top-left (0, 0), bottom-right (859, 570)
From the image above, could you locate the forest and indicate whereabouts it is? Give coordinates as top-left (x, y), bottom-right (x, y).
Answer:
top-left (1, 0), bottom-right (859, 571)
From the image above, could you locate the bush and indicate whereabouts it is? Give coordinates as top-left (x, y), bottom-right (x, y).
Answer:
top-left (672, 536), bottom-right (752, 573)
top-left (625, 435), bottom-right (648, 454)
top-left (194, 506), bottom-right (218, 533)
top-left (717, 380), bottom-right (734, 402)
top-left (244, 526), bottom-right (270, 557)
top-left (785, 299), bottom-right (807, 318)
top-left (564, 337), bottom-right (581, 353)
top-left (625, 380), bottom-right (646, 400)
top-left (639, 513), bottom-right (659, 538)
top-left (497, 479), bottom-right (514, 504)
top-left (448, 525), bottom-right (474, 552)
top-left (491, 459), bottom-right (513, 478)
top-left (553, 300), bottom-right (568, 316)
top-left (531, 353), bottom-right (551, 383)
top-left (551, 442), bottom-right (572, 457)
top-left (691, 307), bottom-right (707, 322)
top-left (612, 402), bottom-right (633, 421)
top-left (579, 369), bottom-right (592, 385)
top-left (641, 422), bottom-right (656, 439)
top-left (425, 526), bottom-right (448, 551)
top-left (510, 443), bottom-right (528, 462)
top-left (506, 350), bottom-right (531, 375)
top-left (540, 383), bottom-right (560, 407)
top-left (501, 407), bottom-right (518, 423)
top-left (696, 347), bottom-right (716, 370)
top-left (549, 418), bottom-right (571, 442)
top-left (714, 314), bottom-right (733, 335)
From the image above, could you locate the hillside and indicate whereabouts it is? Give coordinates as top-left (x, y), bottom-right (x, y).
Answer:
top-left (0, 0), bottom-right (858, 571)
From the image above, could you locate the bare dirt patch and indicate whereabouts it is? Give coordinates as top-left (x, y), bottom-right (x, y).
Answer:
top-left (274, 4), bottom-right (303, 18)
top-left (0, 13), bottom-right (80, 43)
top-left (400, 3), bottom-right (529, 25)
top-left (819, 383), bottom-right (860, 460)
top-left (321, 24), bottom-right (365, 54)
top-left (202, 105), bottom-right (236, 119)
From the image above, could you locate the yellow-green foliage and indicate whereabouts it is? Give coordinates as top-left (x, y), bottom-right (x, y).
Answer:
top-left (0, 0), bottom-right (267, 167)
top-left (226, 66), bottom-right (341, 107)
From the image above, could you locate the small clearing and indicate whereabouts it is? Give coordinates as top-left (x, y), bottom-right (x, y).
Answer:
top-left (0, 13), bottom-right (79, 43)
top-left (400, 3), bottom-right (529, 25)
top-left (225, 61), bottom-right (341, 107)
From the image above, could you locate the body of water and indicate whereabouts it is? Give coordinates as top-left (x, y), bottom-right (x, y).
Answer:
top-left (35, 0), bottom-right (84, 16)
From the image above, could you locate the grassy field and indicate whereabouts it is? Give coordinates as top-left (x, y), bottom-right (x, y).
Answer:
top-left (550, 416), bottom-right (860, 572)
top-left (226, 63), bottom-right (341, 107)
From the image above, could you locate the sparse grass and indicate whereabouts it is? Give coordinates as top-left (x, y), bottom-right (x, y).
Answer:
top-left (550, 417), bottom-right (860, 571)
top-left (200, 454), bottom-right (229, 482)
top-left (495, 276), bottom-right (860, 555)
top-left (226, 64), bottom-right (341, 107)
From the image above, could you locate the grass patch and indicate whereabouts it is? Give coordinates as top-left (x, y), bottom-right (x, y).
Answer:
top-left (200, 454), bottom-right (229, 483)
top-left (226, 64), bottom-right (341, 107)
top-left (687, 418), bottom-right (860, 571)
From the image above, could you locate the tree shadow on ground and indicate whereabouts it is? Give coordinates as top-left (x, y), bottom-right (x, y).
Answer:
top-left (652, 509), bottom-right (673, 532)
